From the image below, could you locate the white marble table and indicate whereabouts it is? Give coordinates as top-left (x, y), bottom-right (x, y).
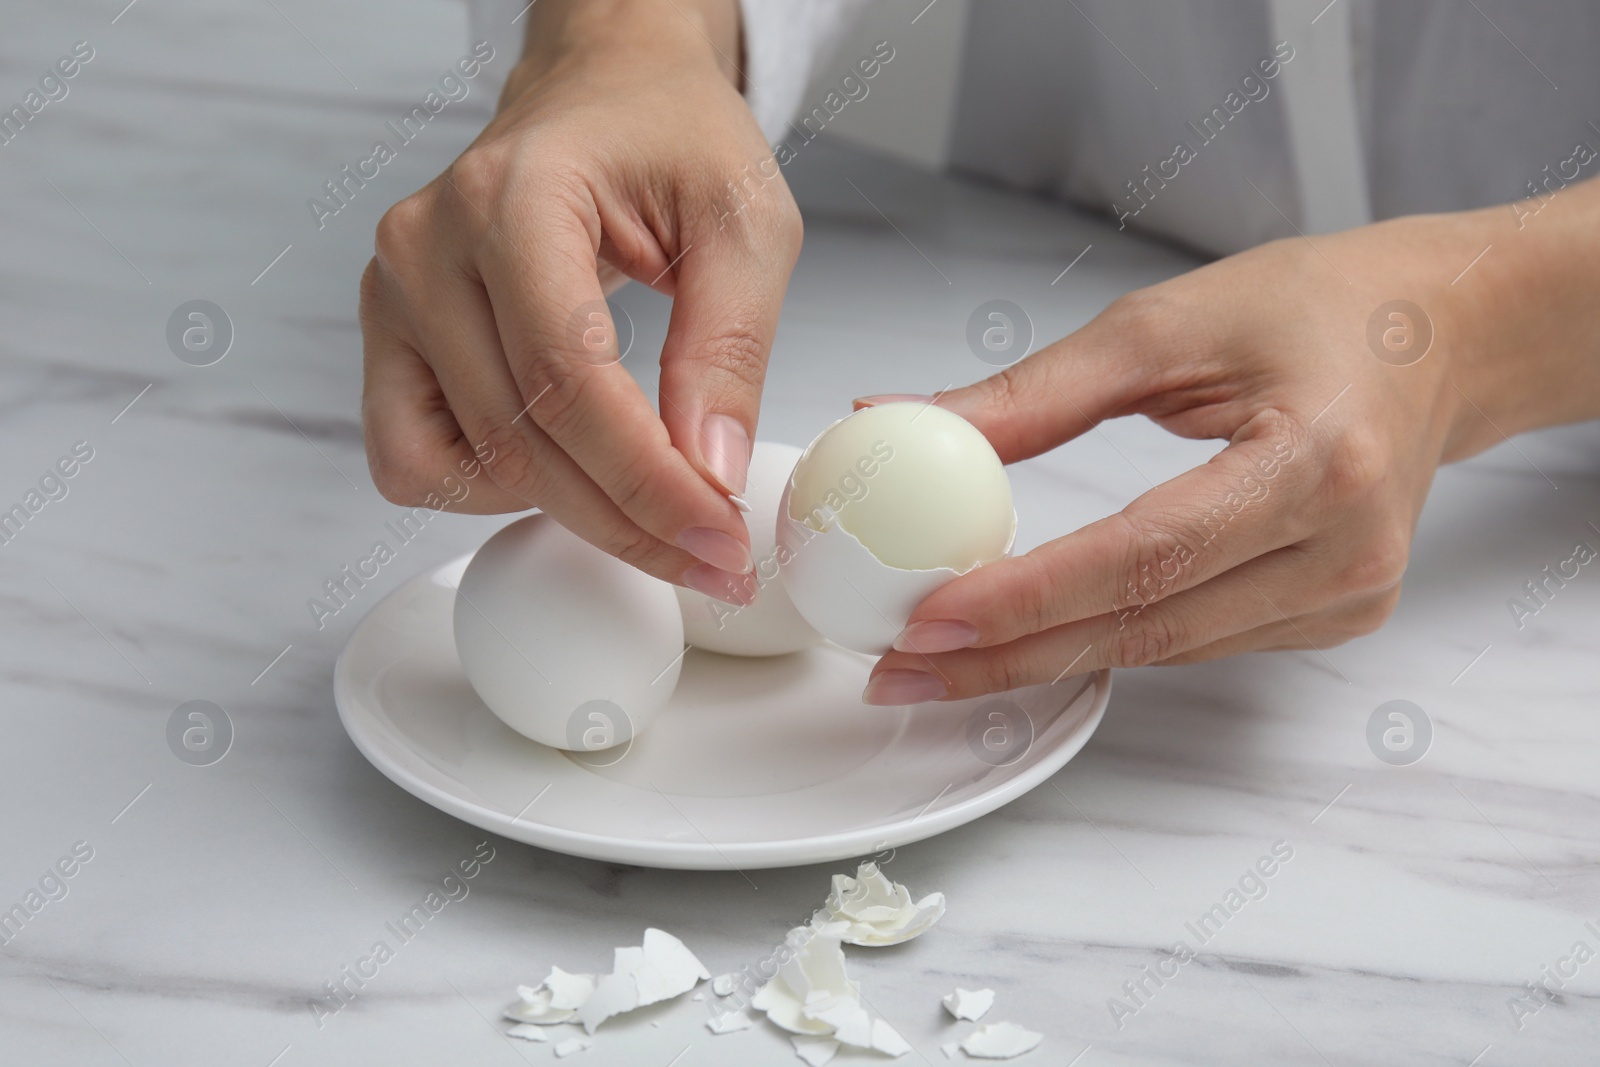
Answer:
top-left (2, 2), bottom-right (1597, 1065)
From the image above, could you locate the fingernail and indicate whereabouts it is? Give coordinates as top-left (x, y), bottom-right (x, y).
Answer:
top-left (677, 526), bottom-right (753, 574)
top-left (862, 669), bottom-right (947, 706)
top-left (683, 563), bottom-right (758, 606)
top-left (852, 393), bottom-right (934, 410)
top-left (894, 619), bottom-right (979, 654)
top-left (701, 413), bottom-right (750, 496)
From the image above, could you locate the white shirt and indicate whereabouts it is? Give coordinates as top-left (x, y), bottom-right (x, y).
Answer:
top-left (467, 0), bottom-right (1600, 257)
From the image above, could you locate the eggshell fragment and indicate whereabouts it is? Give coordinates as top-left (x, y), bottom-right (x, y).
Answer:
top-left (706, 1009), bottom-right (753, 1034)
top-left (553, 1036), bottom-right (592, 1057)
top-left (792, 1035), bottom-right (841, 1066)
top-left (753, 925), bottom-right (857, 1036)
top-left (454, 513), bottom-right (684, 750)
top-left (813, 862), bottom-right (945, 946)
top-left (942, 987), bottom-right (995, 1022)
top-left (575, 928), bottom-right (711, 1033)
top-left (752, 923), bottom-right (908, 1056)
top-left (676, 442), bottom-right (823, 657)
top-left (506, 1023), bottom-right (550, 1042)
top-left (777, 498), bottom-right (973, 656)
top-left (960, 1021), bottom-right (1043, 1059)
top-left (504, 967), bottom-right (596, 1025)
top-left (545, 967), bottom-right (597, 1010)
top-left (871, 1018), bottom-right (912, 1056)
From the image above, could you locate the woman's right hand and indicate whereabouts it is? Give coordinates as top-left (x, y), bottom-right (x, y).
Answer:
top-left (359, 0), bottom-right (801, 604)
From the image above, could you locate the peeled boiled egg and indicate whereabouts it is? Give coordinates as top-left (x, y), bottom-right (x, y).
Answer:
top-left (674, 441), bottom-right (823, 657)
top-left (777, 402), bottom-right (1014, 655)
top-left (453, 513), bottom-right (684, 750)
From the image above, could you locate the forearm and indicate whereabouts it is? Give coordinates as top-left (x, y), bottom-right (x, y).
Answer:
top-left (1443, 174), bottom-right (1600, 460)
top-left (507, 0), bottom-right (742, 106)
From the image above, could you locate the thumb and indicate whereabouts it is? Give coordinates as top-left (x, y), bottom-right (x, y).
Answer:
top-left (656, 206), bottom-right (802, 498)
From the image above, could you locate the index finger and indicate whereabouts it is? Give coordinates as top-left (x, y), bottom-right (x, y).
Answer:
top-left (467, 182), bottom-right (755, 576)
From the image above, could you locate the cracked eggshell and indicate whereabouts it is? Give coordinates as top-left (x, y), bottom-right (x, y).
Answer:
top-left (792, 1035), bottom-right (841, 1067)
top-left (454, 513), bottom-right (683, 750)
top-left (776, 404), bottom-right (1016, 656)
top-left (675, 442), bottom-right (823, 657)
top-left (754, 923), bottom-right (904, 1054)
top-left (576, 928), bottom-right (710, 1033)
top-left (961, 1021), bottom-right (1043, 1059)
top-left (506, 1023), bottom-right (550, 1042)
top-left (942, 986), bottom-right (995, 1022)
top-left (553, 1036), bottom-right (592, 1058)
top-left (815, 861), bottom-right (945, 946)
top-left (706, 1009), bottom-right (753, 1034)
top-left (505, 966), bottom-right (597, 1025)
top-left (776, 500), bottom-right (962, 656)
top-left (753, 926), bottom-right (854, 1037)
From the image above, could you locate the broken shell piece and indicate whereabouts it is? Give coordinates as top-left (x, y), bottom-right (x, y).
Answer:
top-left (942, 1042), bottom-right (960, 1059)
top-left (753, 924), bottom-right (909, 1057)
top-left (545, 967), bottom-right (597, 1009)
top-left (706, 1009), bottom-right (754, 1034)
top-left (505, 1023), bottom-right (550, 1042)
top-left (813, 862), bottom-right (946, 946)
top-left (960, 1021), bottom-right (1043, 1059)
top-left (754, 926), bottom-right (856, 1037)
top-left (504, 966), bottom-right (597, 1025)
top-left (712, 973), bottom-right (737, 996)
top-left (810, 997), bottom-right (873, 1046)
top-left (942, 987), bottom-right (995, 1022)
top-left (871, 1018), bottom-right (912, 1056)
top-left (792, 1034), bottom-right (841, 1067)
top-left (577, 928), bottom-right (711, 1033)
top-left (553, 1035), bottom-right (592, 1058)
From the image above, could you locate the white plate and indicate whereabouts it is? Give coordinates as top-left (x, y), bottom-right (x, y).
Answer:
top-left (335, 555), bottom-right (1111, 870)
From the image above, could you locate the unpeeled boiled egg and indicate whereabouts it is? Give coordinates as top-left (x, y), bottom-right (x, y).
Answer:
top-left (777, 402), bottom-right (1014, 655)
top-left (675, 441), bottom-right (823, 657)
top-left (453, 513), bottom-right (684, 750)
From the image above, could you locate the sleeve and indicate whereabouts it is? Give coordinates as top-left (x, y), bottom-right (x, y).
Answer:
top-left (739, 0), bottom-right (874, 144)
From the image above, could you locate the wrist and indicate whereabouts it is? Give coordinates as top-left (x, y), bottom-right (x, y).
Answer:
top-left (504, 0), bottom-right (742, 107)
top-left (1439, 175), bottom-right (1600, 460)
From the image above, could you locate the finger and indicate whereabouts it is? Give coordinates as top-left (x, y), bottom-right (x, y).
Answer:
top-left (932, 296), bottom-right (1186, 464)
top-left (361, 259), bottom-right (532, 513)
top-left (655, 197), bottom-right (801, 497)
top-left (471, 193), bottom-right (755, 574)
top-left (866, 546), bottom-right (1315, 703)
top-left (1154, 586), bottom-right (1401, 665)
top-left (897, 408), bottom-right (1311, 652)
top-left (381, 254), bottom-right (736, 591)
top-left (1147, 621), bottom-right (1310, 665)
